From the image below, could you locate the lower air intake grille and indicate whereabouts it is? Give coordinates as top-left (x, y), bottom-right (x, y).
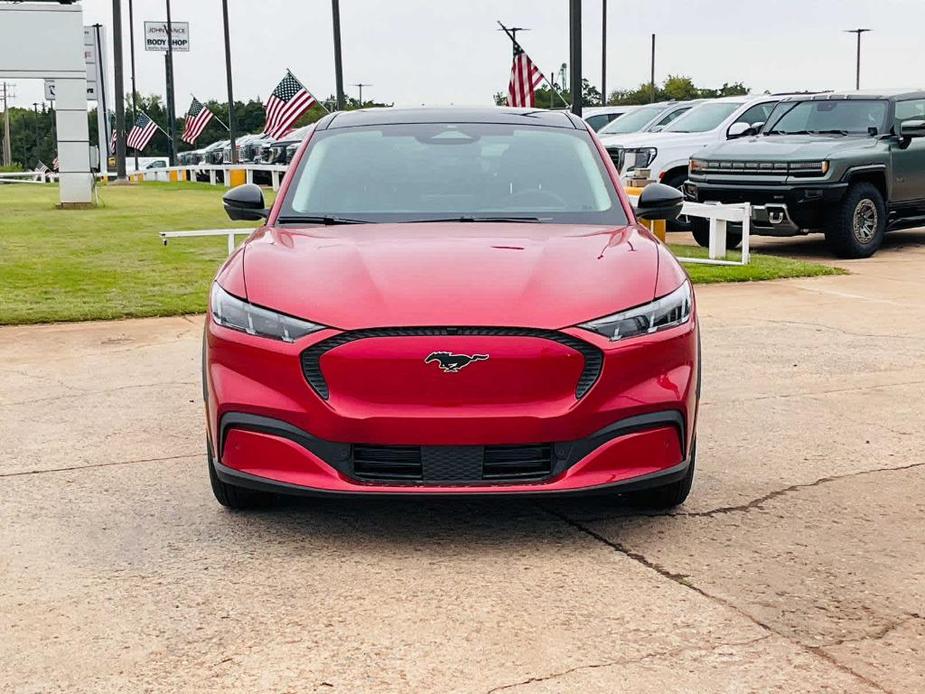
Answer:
top-left (349, 444), bottom-right (554, 484)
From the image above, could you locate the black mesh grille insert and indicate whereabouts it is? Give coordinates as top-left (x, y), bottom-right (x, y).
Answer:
top-left (349, 444), bottom-right (554, 484)
top-left (483, 444), bottom-right (553, 480)
top-left (300, 327), bottom-right (602, 401)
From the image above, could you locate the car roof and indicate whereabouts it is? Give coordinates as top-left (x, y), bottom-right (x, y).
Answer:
top-left (317, 107), bottom-right (585, 130)
top-left (777, 89), bottom-right (925, 102)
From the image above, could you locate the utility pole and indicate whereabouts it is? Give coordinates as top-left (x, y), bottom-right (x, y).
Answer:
top-left (650, 34), bottom-right (656, 103)
top-left (32, 102), bottom-right (40, 166)
top-left (351, 83), bottom-right (372, 106)
top-left (0, 82), bottom-right (13, 167)
top-left (498, 25), bottom-right (529, 42)
top-left (165, 0), bottom-right (178, 165)
top-left (112, 0), bottom-right (127, 180)
top-left (601, 0), bottom-right (607, 106)
top-left (331, 0), bottom-right (346, 110)
top-left (844, 28), bottom-right (870, 90)
top-left (222, 0), bottom-right (237, 163)
top-left (128, 0), bottom-right (139, 171)
top-left (569, 0), bottom-right (582, 116)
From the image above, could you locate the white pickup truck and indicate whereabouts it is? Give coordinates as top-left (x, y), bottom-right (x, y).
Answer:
top-left (598, 95), bottom-right (783, 194)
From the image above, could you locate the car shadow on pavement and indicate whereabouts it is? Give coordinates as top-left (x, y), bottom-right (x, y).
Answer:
top-left (224, 493), bottom-right (650, 549)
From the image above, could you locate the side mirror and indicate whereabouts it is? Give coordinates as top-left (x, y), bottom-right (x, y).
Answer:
top-left (727, 122), bottom-right (751, 138)
top-left (900, 119), bottom-right (925, 139)
top-left (223, 183), bottom-right (268, 221)
top-left (636, 182), bottom-right (684, 222)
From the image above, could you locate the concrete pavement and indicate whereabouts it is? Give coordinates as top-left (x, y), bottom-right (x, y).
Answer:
top-left (1, 231), bottom-right (923, 692)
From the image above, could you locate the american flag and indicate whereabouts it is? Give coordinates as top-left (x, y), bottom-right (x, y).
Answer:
top-left (507, 40), bottom-right (544, 108)
top-left (52, 156), bottom-right (59, 171)
top-left (35, 161), bottom-right (50, 174)
top-left (127, 112), bottom-right (160, 151)
top-left (109, 128), bottom-right (118, 155)
top-left (181, 97), bottom-right (214, 145)
top-left (262, 71), bottom-right (316, 140)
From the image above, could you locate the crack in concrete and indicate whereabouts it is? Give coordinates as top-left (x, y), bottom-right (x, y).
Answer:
top-left (0, 453), bottom-right (199, 478)
top-left (749, 318), bottom-right (919, 341)
top-left (817, 613), bottom-right (924, 649)
top-left (542, 507), bottom-right (893, 694)
top-left (701, 378), bottom-right (925, 407)
top-left (571, 460), bottom-right (925, 523)
top-left (0, 381), bottom-right (199, 408)
top-left (485, 634), bottom-right (773, 693)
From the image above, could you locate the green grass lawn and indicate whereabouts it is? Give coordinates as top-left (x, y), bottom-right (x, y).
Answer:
top-left (0, 182), bottom-right (843, 325)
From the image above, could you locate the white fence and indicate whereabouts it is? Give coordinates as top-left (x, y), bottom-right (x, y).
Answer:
top-left (135, 164), bottom-right (290, 191)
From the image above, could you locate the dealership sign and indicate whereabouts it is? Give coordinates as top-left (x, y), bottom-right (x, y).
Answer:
top-left (143, 21), bottom-right (190, 52)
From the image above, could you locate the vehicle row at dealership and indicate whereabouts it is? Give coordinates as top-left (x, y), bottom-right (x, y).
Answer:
top-left (595, 89), bottom-right (925, 258)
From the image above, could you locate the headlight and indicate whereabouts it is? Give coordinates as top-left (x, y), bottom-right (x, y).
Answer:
top-left (689, 158), bottom-right (705, 172)
top-left (210, 283), bottom-right (325, 342)
top-left (624, 147), bottom-right (658, 171)
top-left (580, 281), bottom-right (692, 342)
top-left (789, 160), bottom-right (829, 176)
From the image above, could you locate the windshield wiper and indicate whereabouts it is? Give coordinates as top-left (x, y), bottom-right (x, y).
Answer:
top-left (765, 129), bottom-right (812, 135)
top-left (809, 129), bottom-right (850, 136)
top-left (276, 215), bottom-right (374, 225)
top-left (404, 215), bottom-right (547, 223)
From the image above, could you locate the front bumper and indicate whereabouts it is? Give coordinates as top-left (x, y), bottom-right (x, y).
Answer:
top-left (684, 179), bottom-right (848, 234)
top-left (205, 315), bottom-right (699, 495)
top-left (213, 411), bottom-right (690, 496)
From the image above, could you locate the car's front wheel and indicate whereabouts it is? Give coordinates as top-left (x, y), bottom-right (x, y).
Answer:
top-left (825, 182), bottom-right (886, 258)
top-left (208, 441), bottom-right (275, 510)
top-left (624, 441), bottom-right (696, 510)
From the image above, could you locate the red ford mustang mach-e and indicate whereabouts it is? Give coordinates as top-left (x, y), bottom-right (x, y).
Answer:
top-left (205, 107), bottom-right (698, 509)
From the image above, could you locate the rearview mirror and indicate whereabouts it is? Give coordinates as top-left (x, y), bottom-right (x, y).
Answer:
top-left (636, 182), bottom-right (684, 222)
top-left (900, 119), bottom-right (925, 139)
top-left (223, 184), bottom-right (268, 221)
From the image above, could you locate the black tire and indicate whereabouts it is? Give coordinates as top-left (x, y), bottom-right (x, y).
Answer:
top-left (690, 217), bottom-right (743, 251)
top-left (624, 441), bottom-right (696, 510)
top-left (662, 171), bottom-right (694, 232)
top-left (207, 441), bottom-right (275, 510)
top-left (824, 182), bottom-right (886, 258)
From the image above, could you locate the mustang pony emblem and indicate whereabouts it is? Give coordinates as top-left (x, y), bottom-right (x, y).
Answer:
top-left (425, 351), bottom-right (489, 373)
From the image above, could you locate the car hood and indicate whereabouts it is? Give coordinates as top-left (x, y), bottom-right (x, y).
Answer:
top-left (240, 223), bottom-right (660, 330)
top-left (598, 131), bottom-right (711, 149)
top-left (697, 134), bottom-right (877, 160)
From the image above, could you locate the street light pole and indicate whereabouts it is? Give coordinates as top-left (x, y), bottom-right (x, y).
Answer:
top-left (569, 0), bottom-right (582, 116)
top-left (222, 0), bottom-right (237, 163)
top-left (331, 0), bottom-right (346, 110)
top-left (112, 0), bottom-right (127, 180)
top-left (128, 0), bottom-right (139, 171)
top-left (165, 0), bottom-right (178, 165)
top-left (844, 28), bottom-right (871, 90)
top-left (32, 102), bottom-right (40, 166)
top-left (601, 0), bottom-right (606, 106)
top-left (351, 83), bottom-right (372, 106)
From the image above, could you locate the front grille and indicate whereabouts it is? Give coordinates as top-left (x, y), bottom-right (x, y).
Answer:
top-left (300, 327), bottom-right (602, 401)
top-left (349, 444), bottom-right (554, 484)
top-left (606, 146), bottom-right (625, 172)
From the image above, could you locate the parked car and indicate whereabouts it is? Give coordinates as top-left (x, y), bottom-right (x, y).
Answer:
top-left (260, 124), bottom-right (316, 165)
top-left (207, 107), bottom-right (695, 510)
top-left (582, 105), bottom-right (642, 131)
top-left (685, 89), bottom-right (925, 257)
top-left (195, 140), bottom-right (229, 182)
top-left (600, 95), bottom-right (786, 230)
top-left (597, 101), bottom-right (702, 138)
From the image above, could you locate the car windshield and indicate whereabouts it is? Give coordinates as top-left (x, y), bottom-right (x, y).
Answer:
top-left (279, 122), bottom-right (628, 225)
top-left (598, 105), bottom-right (669, 134)
top-left (763, 99), bottom-right (889, 135)
top-left (661, 102), bottom-right (741, 133)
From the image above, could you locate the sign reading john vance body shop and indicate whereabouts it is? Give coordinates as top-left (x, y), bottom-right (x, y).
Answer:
top-left (143, 21), bottom-right (190, 52)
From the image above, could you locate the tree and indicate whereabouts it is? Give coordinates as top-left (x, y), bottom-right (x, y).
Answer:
top-left (606, 76), bottom-right (751, 105)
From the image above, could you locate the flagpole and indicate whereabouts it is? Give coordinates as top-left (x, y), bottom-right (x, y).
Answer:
top-left (497, 21), bottom-right (569, 108)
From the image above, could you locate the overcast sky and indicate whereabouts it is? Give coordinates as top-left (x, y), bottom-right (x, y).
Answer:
top-left (11, 0), bottom-right (924, 113)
